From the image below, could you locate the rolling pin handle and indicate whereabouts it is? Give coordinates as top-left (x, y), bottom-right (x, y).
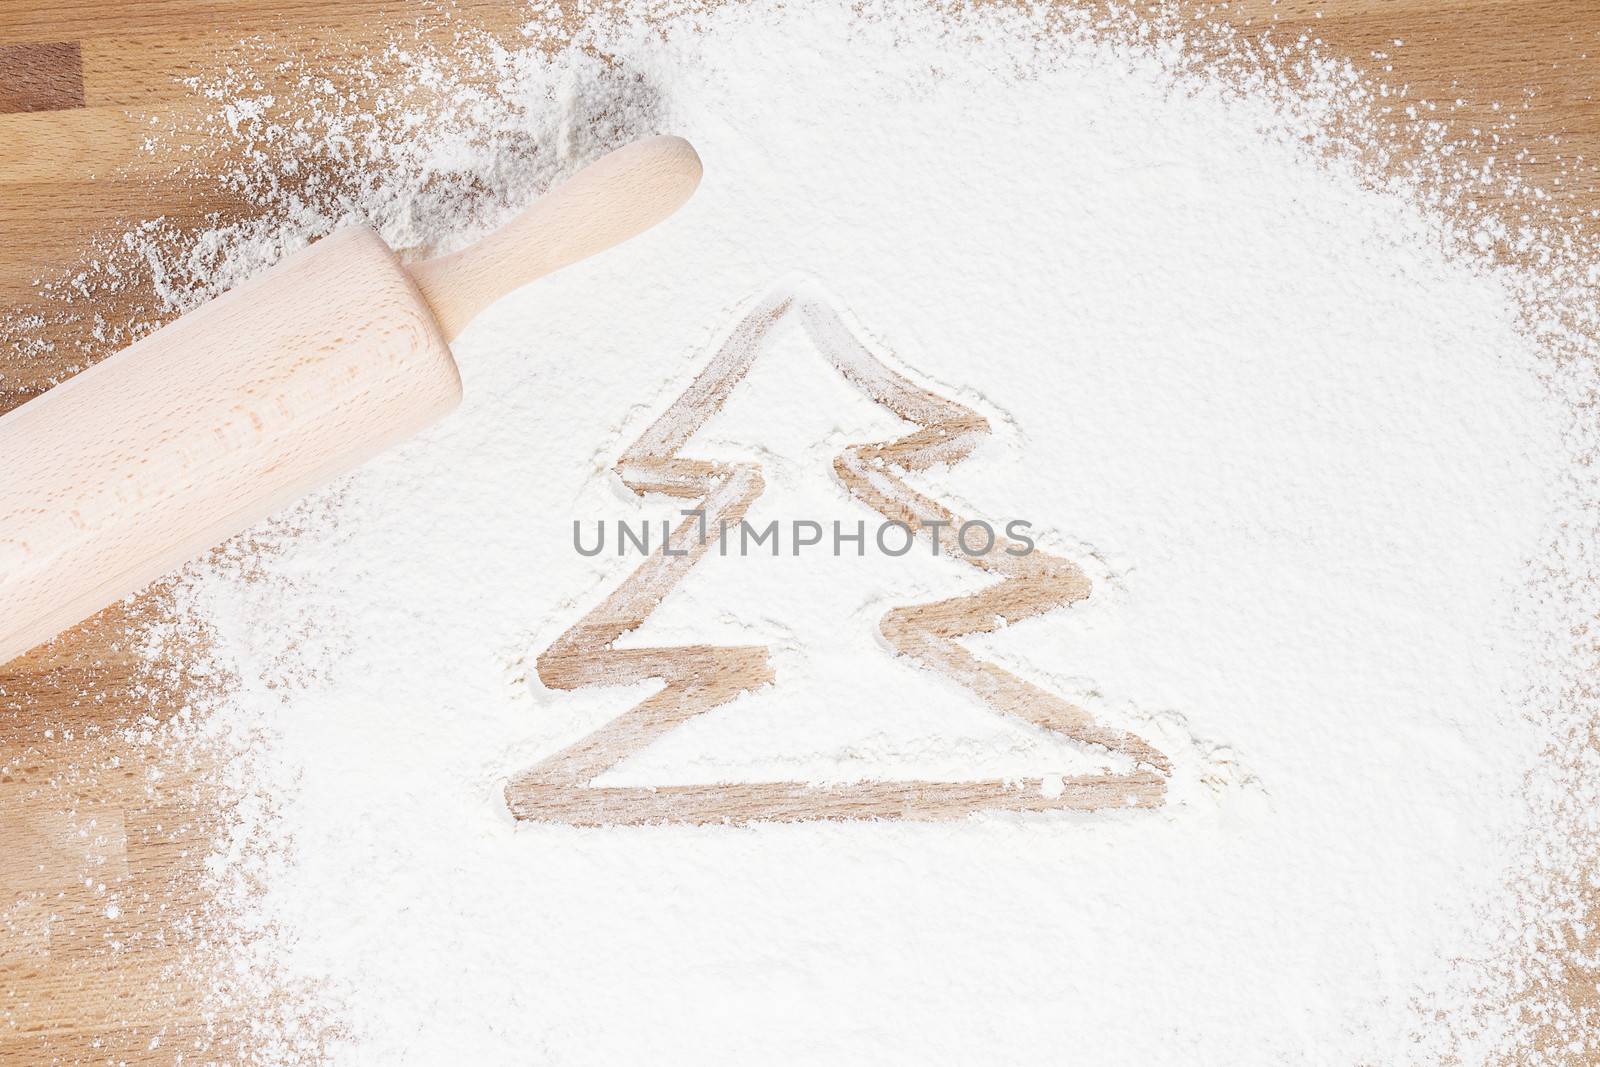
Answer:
top-left (409, 135), bottom-right (703, 341)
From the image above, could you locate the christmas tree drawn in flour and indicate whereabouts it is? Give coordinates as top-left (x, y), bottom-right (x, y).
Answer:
top-left (506, 281), bottom-right (1170, 825)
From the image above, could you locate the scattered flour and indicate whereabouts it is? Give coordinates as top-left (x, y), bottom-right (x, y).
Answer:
top-left (22, 0), bottom-right (1600, 1063)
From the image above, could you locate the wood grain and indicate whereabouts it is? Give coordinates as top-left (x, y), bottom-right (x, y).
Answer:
top-left (2, 1), bottom-right (1597, 1062)
top-left (0, 42), bottom-right (84, 113)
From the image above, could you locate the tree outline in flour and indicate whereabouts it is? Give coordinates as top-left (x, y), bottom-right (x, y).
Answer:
top-left (506, 279), bottom-right (1170, 825)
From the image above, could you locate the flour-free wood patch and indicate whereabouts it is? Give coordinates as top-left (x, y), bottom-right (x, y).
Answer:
top-left (0, 42), bottom-right (83, 114)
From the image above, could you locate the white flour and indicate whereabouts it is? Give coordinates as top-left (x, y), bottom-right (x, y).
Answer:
top-left (60, 0), bottom-right (1599, 1062)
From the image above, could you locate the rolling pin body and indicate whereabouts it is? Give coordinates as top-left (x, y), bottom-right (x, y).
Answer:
top-left (0, 227), bottom-right (455, 664)
top-left (0, 135), bottom-right (702, 665)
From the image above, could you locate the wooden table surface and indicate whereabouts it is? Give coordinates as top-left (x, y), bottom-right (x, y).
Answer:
top-left (1, 1), bottom-right (1597, 1062)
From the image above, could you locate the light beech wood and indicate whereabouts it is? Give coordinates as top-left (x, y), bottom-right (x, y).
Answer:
top-left (0, 135), bottom-right (701, 668)
top-left (412, 136), bottom-right (702, 341)
top-left (0, 226), bottom-right (460, 668)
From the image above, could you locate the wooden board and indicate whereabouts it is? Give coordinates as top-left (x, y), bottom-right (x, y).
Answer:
top-left (2, 1), bottom-right (1597, 1061)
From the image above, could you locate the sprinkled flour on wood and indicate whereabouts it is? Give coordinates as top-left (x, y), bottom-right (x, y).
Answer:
top-left (21, 1), bottom-right (1600, 1063)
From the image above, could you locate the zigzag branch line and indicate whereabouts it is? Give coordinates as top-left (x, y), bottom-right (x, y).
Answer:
top-left (506, 283), bottom-right (1169, 826)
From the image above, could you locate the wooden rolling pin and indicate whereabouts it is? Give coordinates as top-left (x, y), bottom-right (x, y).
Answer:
top-left (0, 135), bottom-right (702, 666)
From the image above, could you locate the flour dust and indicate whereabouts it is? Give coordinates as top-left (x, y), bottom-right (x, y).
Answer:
top-left (60, 1), bottom-right (1600, 1063)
